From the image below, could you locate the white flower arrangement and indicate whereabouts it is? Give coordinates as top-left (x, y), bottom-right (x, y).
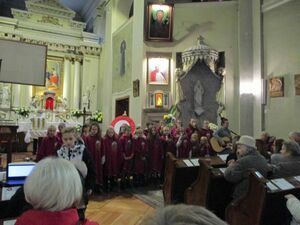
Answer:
top-left (15, 107), bottom-right (31, 117)
top-left (90, 110), bottom-right (103, 123)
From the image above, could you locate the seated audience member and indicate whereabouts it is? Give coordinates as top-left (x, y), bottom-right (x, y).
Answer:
top-left (259, 131), bottom-right (275, 158)
top-left (270, 141), bottom-right (300, 178)
top-left (213, 118), bottom-right (232, 148)
top-left (36, 125), bottom-right (58, 162)
top-left (141, 204), bottom-right (227, 225)
top-left (226, 135), bottom-right (240, 165)
top-left (224, 135), bottom-right (269, 200)
top-left (289, 131), bottom-right (300, 145)
top-left (285, 194), bottom-right (300, 225)
top-left (15, 157), bottom-right (98, 225)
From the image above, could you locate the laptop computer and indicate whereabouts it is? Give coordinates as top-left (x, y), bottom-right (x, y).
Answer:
top-left (5, 162), bottom-right (36, 186)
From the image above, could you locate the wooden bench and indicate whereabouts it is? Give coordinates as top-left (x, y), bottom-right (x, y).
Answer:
top-left (163, 153), bottom-right (226, 205)
top-left (226, 171), bottom-right (300, 225)
top-left (185, 160), bottom-right (233, 219)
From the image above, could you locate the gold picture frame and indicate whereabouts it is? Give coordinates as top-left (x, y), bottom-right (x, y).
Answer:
top-left (269, 77), bottom-right (284, 97)
top-left (32, 56), bottom-right (64, 97)
top-left (146, 3), bottom-right (174, 42)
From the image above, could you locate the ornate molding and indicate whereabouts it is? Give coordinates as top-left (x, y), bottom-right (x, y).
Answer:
top-left (11, 9), bottom-right (32, 20)
top-left (26, 0), bottom-right (76, 19)
top-left (37, 15), bottom-right (63, 26)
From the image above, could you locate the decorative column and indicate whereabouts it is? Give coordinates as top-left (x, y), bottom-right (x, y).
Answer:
top-left (73, 57), bottom-right (81, 109)
top-left (12, 84), bottom-right (21, 107)
top-left (63, 56), bottom-right (71, 101)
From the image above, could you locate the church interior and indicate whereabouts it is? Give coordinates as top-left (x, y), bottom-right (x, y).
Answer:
top-left (0, 0), bottom-right (300, 224)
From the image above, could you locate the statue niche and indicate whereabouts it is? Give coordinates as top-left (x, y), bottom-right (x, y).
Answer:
top-left (177, 60), bottom-right (223, 127)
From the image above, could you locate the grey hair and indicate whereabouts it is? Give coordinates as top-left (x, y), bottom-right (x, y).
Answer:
top-left (24, 157), bottom-right (82, 211)
top-left (141, 204), bottom-right (227, 225)
top-left (245, 145), bottom-right (256, 153)
top-left (283, 141), bottom-right (300, 156)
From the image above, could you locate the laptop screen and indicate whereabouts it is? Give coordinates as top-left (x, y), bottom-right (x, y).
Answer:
top-left (7, 163), bottom-right (36, 180)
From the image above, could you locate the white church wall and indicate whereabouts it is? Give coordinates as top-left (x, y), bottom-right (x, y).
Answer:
top-left (263, 0), bottom-right (300, 139)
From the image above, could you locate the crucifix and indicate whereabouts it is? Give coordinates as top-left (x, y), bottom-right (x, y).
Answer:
top-left (81, 107), bottom-right (92, 124)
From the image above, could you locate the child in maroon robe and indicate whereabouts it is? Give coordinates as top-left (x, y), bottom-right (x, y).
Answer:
top-left (199, 136), bottom-right (215, 157)
top-left (119, 125), bottom-right (134, 188)
top-left (185, 118), bottom-right (200, 140)
top-left (147, 126), bottom-right (164, 184)
top-left (55, 123), bottom-right (66, 149)
top-left (190, 132), bottom-right (201, 158)
top-left (103, 126), bottom-right (120, 191)
top-left (160, 126), bottom-right (176, 183)
top-left (133, 127), bottom-right (148, 186)
top-left (175, 127), bottom-right (190, 158)
top-left (81, 124), bottom-right (90, 144)
top-left (85, 122), bottom-right (103, 192)
top-left (198, 120), bottom-right (213, 139)
top-left (36, 125), bottom-right (58, 162)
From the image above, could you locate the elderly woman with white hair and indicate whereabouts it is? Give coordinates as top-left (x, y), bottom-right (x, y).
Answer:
top-left (141, 204), bottom-right (227, 225)
top-left (224, 135), bottom-right (269, 200)
top-left (15, 157), bottom-right (98, 225)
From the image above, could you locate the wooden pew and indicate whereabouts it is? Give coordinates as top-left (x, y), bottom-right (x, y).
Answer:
top-left (226, 171), bottom-right (300, 225)
top-left (163, 153), bottom-right (226, 205)
top-left (163, 152), bottom-right (177, 205)
top-left (185, 160), bottom-right (233, 219)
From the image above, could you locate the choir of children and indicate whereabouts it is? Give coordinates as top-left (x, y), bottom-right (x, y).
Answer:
top-left (36, 118), bottom-right (215, 192)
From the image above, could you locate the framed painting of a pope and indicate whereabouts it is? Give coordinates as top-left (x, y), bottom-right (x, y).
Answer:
top-left (147, 57), bottom-right (169, 85)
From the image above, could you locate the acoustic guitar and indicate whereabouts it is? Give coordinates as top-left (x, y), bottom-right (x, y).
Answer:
top-left (210, 136), bottom-right (232, 153)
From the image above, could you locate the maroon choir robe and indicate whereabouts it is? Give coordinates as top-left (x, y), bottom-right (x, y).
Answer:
top-left (160, 135), bottom-right (176, 155)
top-left (55, 132), bottom-right (63, 149)
top-left (185, 125), bottom-right (200, 139)
top-left (36, 136), bottom-right (58, 162)
top-left (199, 143), bottom-right (214, 157)
top-left (85, 135), bottom-right (103, 185)
top-left (190, 141), bottom-right (202, 158)
top-left (176, 136), bottom-right (190, 158)
top-left (133, 137), bottom-right (148, 174)
top-left (103, 135), bottom-right (120, 177)
top-left (148, 135), bottom-right (164, 174)
top-left (198, 128), bottom-right (213, 139)
top-left (119, 134), bottom-right (134, 174)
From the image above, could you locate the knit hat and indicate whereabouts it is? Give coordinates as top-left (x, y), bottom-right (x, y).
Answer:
top-left (236, 135), bottom-right (257, 149)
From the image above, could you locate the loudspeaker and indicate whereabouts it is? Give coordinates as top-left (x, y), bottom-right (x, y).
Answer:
top-left (218, 51), bottom-right (225, 68)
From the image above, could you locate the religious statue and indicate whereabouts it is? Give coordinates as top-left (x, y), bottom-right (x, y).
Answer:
top-left (120, 40), bottom-right (126, 75)
top-left (194, 80), bottom-right (205, 116)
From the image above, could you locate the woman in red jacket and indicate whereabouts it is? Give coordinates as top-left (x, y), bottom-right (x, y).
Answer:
top-left (15, 157), bottom-right (98, 225)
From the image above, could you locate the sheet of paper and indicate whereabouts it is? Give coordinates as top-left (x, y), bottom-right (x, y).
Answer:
top-left (4, 219), bottom-right (16, 225)
top-left (219, 168), bottom-right (226, 174)
top-left (190, 158), bottom-right (200, 166)
top-left (218, 154), bottom-right (229, 162)
top-left (271, 178), bottom-right (294, 190)
top-left (1, 186), bottom-right (20, 201)
top-left (183, 159), bottom-right (194, 167)
top-left (294, 176), bottom-right (300, 182)
top-left (266, 181), bottom-right (279, 191)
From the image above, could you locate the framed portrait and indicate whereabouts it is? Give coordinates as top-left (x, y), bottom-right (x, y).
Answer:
top-left (146, 3), bottom-right (174, 41)
top-left (269, 77), bottom-right (284, 97)
top-left (147, 57), bottom-right (170, 85)
top-left (295, 74), bottom-right (300, 95)
top-left (33, 56), bottom-right (64, 97)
